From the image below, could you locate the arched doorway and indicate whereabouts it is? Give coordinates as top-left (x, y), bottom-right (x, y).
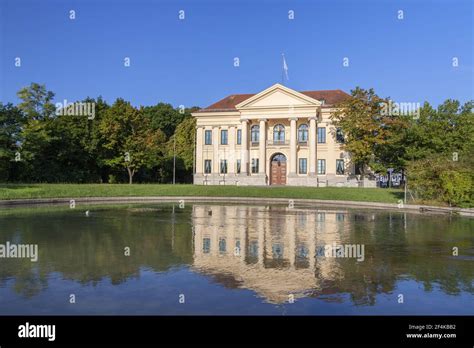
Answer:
top-left (270, 153), bottom-right (287, 185)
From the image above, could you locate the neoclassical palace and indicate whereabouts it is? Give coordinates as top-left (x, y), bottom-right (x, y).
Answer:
top-left (192, 83), bottom-right (372, 187)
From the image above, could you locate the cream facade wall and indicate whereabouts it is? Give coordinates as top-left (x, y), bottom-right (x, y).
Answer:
top-left (192, 84), bottom-right (373, 187)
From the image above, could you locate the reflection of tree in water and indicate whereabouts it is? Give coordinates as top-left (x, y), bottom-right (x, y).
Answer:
top-left (0, 207), bottom-right (193, 297)
top-left (403, 215), bottom-right (474, 295)
top-left (12, 268), bottom-right (48, 298)
top-left (0, 260), bottom-right (48, 298)
top-left (311, 212), bottom-right (474, 305)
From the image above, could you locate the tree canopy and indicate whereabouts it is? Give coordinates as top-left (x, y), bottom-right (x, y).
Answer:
top-left (1, 83), bottom-right (197, 184)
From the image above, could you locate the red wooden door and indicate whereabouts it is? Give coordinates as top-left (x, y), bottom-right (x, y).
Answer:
top-left (271, 161), bottom-right (286, 185)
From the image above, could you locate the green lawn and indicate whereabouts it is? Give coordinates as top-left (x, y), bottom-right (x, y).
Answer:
top-left (0, 184), bottom-right (404, 203)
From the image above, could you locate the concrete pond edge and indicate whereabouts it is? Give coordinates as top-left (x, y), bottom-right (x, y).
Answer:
top-left (0, 196), bottom-right (473, 217)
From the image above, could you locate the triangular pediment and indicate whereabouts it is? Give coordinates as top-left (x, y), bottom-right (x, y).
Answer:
top-left (236, 83), bottom-right (321, 109)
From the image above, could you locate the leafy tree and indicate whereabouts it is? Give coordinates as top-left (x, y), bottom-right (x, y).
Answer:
top-left (407, 154), bottom-right (473, 207)
top-left (404, 100), bottom-right (474, 207)
top-left (17, 83), bottom-right (55, 121)
top-left (142, 103), bottom-right (186, 138)
top-left (99, 99), bottom-right (166, 184)
top-left (15, 84), bottom-right (57, 181)
top-left (0, 103), bottom-right (25, 181)
top-left (44, 97), bottom-right (109, 182)
top-left (167, 116), bottom-right (196, 171)
top-left (331, 87), bottom-right (407, 175)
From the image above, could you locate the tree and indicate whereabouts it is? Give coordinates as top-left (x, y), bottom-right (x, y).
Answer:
top-left (15, 84), bottom-right (57, 181)
top-left (142, 103), bottom-right (186, 138)
top-left (99, 99), bottom-right (166, 184)
top-left (17, 83), bottom-right (55, 121)
top-left (0, 103), bottom-right (25, 181)
top-left (330, 87), bottom-right (407, 176)
top-left (168, 116), bottom-right (196, 170)
top-left (404, 100), bottom-right (474, 207)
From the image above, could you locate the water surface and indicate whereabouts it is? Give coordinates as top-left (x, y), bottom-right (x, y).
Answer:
top-left (0, 203), bottom-right (473, 315)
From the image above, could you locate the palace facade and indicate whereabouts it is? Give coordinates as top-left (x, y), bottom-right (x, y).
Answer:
top-left (192, 83), bottom-right (374, 187)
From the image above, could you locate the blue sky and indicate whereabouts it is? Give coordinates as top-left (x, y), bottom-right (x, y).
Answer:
top-left (1, 0), bottom-right (472, 108)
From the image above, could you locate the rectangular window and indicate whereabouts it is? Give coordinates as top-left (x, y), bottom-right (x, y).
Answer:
top-left (336, 128), bottom-right (344, 143)
top-left (251, 126), bottom-right (259, 144)
top-left (299, 158), bottom-right (307, 174)
top-left (204, 130), bottom-right (212, 145)
top-left (220, 160), bottom-right (227, 174)
top-left (237, 129), bottom-right (242, 145)
top-left (219, 238), bottom-right (226, 253)
top-left (204, 160), bottom-right (212, 174)
top-left (203, 238), bottom-right (211, 253)
top-left (336, 159), bottom-right (345, 175)
top-left (251, 158), bottom-right (259, 173)
top-left (317, 159), bottom-right (326, 174)
top-left (236, 159), bottom-right (241, 174)
top-left (317, 127), bottom-right (326, 143)
top-left (317, 212), bottom-right (325, 222)
top-left (221, 129), bottom-right (228, 145)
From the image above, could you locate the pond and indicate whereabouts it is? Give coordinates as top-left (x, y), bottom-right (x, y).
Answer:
top-left (0, 203), bottom-right (473, 315)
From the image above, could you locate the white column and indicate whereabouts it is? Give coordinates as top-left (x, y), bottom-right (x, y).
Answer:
top-left (289, 117), bottom-right (298, 174)
top-left (309, 213), bottom-right (316, 270)
top-left (212, 127), bottom-right (219, 174)
top-left (258, 211), bottom-right (265, 266)
top-left (288, 213), bottom-right (296, 269)
top-left (258, 119), bottom-right (267, 175)
top-left (239, 208), bottom-right (247, 260)
top-left (212, 226), bottom-right (219, 256)
top-left (240, 119), bottom-right (248, 175)
top-left (229, 126), bottom-right (236, 174)
top-left (309, 116), bottom-right (317, 175)
top-left (196, 127), bottom-right (203, 174)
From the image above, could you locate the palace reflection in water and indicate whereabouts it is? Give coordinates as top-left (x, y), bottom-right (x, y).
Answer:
top-left (193, 205), bottom-right (355, 303)
top-left (0, 204), bottom-right (472, 314)
top-left (192, 205), bottom-right (473, 307)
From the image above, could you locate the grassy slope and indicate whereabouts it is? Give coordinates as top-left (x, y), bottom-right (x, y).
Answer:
top-left (0, 184), bottom-right (404, 203)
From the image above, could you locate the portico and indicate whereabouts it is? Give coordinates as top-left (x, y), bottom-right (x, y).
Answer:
top-left (192, 83), bottom-right (365, 187)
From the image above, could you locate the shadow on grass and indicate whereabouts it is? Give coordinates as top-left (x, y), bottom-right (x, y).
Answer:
top-left (387, 190), bottom-right (405, 202)
top-left (0, 184), bottom-right (40, 190)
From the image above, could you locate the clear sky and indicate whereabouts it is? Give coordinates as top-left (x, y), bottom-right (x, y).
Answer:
top-left (1, 0), bottom-right (472, 109)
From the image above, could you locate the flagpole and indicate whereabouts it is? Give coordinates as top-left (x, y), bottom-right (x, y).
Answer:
top-left (281, 53), bottom-right (288, 86)
top-left (282, 53), bottom-right (285, 85)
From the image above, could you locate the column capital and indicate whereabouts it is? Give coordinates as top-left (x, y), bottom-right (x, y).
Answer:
top-left (308, 116), bottom-right (318, 121)
top-left (289, 117), bottom-right (298, 122)
top-left (258, 118), bottom-right (268, 122)
top-left (240, 118), bottom-right (249, 123)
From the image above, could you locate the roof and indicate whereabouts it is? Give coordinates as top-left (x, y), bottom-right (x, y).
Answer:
top-left (196, 89), bottom-right (350, 113)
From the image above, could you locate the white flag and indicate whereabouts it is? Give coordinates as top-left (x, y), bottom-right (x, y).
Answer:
top-left (282, 54), bottom-right (289, 81)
